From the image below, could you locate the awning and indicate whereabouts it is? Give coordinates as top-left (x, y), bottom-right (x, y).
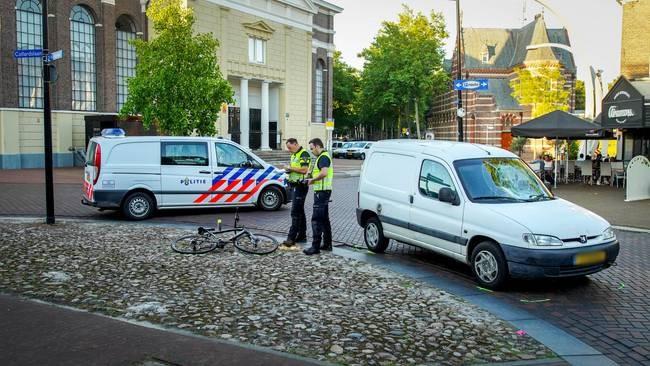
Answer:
top-left (511, 110), bottom-right (603, 139)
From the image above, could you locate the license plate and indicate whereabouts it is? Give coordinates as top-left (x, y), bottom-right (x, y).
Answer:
top-left (574, 251), bottom-right (606, 266)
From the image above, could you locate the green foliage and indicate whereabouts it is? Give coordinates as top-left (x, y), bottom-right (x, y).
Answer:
top-left (575, 80), bottom-right (585, 111)
top-left (358, 5), bottom-right (448, 132)
top-left (568, 140), bottom-right (580, 160)
top-left (120, 0), bottom-right (233, 136)
top-left (510, 66), bottom-right (570, 118)
top-left (510, 136), bottom-right (528, 156)
top-left (332, 51), bottom-right (360, 134)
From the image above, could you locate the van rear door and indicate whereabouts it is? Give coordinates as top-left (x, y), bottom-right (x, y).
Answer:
top-left (83, 140), bottom-right (100, 202)
top-left (160, 141), bottom-right (214, 207)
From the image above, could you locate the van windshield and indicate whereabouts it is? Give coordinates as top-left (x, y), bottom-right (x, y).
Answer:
top-left (352, 142), bottom-right (366, 148)
top-left (454, 158), bottom-right (553, 203)
top-left (342, 143), bottom-right (352, 148)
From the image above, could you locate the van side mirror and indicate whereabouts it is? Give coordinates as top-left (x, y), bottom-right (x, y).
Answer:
top-left (439, 187), bottom-right (459, 205)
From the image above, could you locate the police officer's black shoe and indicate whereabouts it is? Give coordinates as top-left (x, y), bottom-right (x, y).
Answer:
top-left (320, 243), bottom-right (332, 251)
top-left (303, 247), bottom-right (320, 255)
top-left (282, 240), bottom-right (296, 247)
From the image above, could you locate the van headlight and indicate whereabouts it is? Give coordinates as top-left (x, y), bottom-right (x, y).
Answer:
top-left (523, 234), bottom-right (564, 247)
top-left (601, 227), bottom-right (616, 241)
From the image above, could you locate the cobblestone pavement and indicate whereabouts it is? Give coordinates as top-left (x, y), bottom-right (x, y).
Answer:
top-left (0, 169), bottom-right (649, 364)
top-left (0, 221), bottom-right (555, 365)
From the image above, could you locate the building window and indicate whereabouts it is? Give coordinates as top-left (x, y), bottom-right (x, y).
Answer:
top-left (16, 0), bottom-right (42, 109)
top-left (70, 5), bottom-right (96, 111)
top-left (248, 37), bottom-right (266, 64)
top-left (116, 15), bottom-right (137, 111)
top-left (315, 60), bottom-right (325, 123)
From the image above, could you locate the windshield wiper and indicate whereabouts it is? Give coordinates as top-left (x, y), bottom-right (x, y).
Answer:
top-left (473, 196), bottom-right (526, 202)
top-left (527, 194), bottom-right (553, 201)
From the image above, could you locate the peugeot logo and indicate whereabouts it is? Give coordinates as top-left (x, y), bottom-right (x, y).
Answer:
top-left (579, 235), bottom-right (588, 244)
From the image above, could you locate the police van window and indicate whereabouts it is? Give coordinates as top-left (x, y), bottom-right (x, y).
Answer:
top-left (85, 141), bottom-right (97, 166)
top-left (419, 160), bottom-right (455, 200)
top-left (161, 142), bottom-right (209, 166)
top-left (215, 143), bottom-right (261, 168)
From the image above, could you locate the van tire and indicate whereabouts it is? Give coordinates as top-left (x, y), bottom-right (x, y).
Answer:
top-left (122, 192), bottom-right (155, 220)
top-left (258, 186), bottom-right (283, 211)
top-left (471, 241), bottom-right (508, 290)
top-left (364, 216), bottom-right (389, 253)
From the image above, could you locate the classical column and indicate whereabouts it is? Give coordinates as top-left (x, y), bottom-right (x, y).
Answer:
top-left (260, 80), bottom-right (271, 150)
top-left (240, 78), bottom-right (250, 148)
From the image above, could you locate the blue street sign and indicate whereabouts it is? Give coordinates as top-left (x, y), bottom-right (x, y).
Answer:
top-left (13, 49), bottom-right (43, 58)
top-left (453, 79), bottom-right (489, 91)
top-left (46, 50), bottom-right (64, 63)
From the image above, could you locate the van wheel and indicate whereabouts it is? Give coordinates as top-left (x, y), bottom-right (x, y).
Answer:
top-left (364, 216), bottom-right (389, 253)
top-left (471, 241), bottom-right (508, 290)
top-left (122, 192), bottom-right (155, 220)
top-left (258, 186), bottom-right (282, 211)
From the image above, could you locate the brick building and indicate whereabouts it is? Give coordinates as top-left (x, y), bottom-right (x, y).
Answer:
top-left (427, 14), bottom-right (576, 150)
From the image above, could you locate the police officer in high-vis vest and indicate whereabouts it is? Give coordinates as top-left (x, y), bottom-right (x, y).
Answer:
top-left (282, 138), bottom-right (311, 246)
top-left (304, 138), bottom-right (333, 255)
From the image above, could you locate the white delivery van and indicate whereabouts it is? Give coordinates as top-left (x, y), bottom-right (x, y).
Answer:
top-left (356, 140), bottom-right (619, 289)
top-left (82, 130), bottom-right (290, 220)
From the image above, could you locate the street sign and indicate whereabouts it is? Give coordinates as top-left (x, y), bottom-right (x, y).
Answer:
top-left (13, 49), bottom-right (43, 58)
top-left (453, 79), bottom-right (489, 91)
top-left (46, 50), bottom-right (64, 63)
top-left (325, 120), bottom-right (334, 131)
top-left (457, 107), bottom-right (466, 118)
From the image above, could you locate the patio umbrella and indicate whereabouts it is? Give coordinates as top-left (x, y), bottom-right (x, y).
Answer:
top-left (511, 110), bottom-right (604, 188)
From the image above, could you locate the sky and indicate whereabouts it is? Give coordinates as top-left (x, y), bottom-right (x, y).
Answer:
top-left (330, 0), bottom-right (622, 84)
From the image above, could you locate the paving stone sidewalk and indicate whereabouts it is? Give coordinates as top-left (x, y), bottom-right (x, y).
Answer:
top-left (0, 220), bottom-right (555, 365)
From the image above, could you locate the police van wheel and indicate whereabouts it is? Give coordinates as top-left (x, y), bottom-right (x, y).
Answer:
top-left (258, 186), bottom-right (283, 211)
top-left (122, 192), bottom-right (155, 220)
top-left (364, 216), bottom-right (389, 253)
top-left (471, 241), bottom-right (508, 290)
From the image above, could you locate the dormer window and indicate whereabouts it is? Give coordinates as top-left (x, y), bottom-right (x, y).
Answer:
top-left (482, 45), bottom-right (496, 64)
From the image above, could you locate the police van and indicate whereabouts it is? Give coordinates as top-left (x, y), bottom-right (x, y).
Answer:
top-left (82, 129), bottom-right (290, 220)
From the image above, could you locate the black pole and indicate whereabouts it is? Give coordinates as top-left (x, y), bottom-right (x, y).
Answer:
top-left (456, 0), bottom-right (464, 142)
top-left (42, 0), bottom-right (55, 224)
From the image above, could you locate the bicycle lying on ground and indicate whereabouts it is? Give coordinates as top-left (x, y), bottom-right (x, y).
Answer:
top-left (171, 209), bottom-right (279, 255)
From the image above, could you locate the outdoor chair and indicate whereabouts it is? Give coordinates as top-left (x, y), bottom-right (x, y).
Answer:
top-left (567, 161), bottom-right (576, 182)
top-left (611, 161), bottom-right (626, 188)
top-left (577, 161), bottom-right (592, 184)
top-left (599, 162), bottom-right (612, 185)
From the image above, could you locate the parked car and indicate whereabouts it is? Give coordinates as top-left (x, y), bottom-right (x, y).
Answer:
top-left (356, 140), bottom-right (619, 289)
top-left (333, 142), bottom-right (353, 158)
top-left (331, 141), bottom-right (344, 151)
top-left (345, 141), bottom-right (373, 159)
top-left (82, 129), bottom-right (290, 220)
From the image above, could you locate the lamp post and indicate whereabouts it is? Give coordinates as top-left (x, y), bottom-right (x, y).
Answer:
top-left (450, 0), bottom-right (463, 142)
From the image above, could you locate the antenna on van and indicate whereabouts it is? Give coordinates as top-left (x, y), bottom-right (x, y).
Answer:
top-left (472, 144), bottom-right (492, 156)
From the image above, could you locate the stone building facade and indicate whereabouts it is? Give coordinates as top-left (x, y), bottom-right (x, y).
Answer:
top-left (619, 0), bottom-right (650, 80)
top-left (427, 15), bottom-right (576, 150)
top-left (0, 0), bottom-right (342, 168)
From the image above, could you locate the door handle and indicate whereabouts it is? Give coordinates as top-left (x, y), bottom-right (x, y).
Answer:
top-left (199, 170), bottom-right (211, 174)
top-left (409, 195), bottom-right (414, 204)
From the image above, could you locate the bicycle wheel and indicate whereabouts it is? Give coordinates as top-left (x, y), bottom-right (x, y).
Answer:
top-left (234, 233), bottom-right (279, 255)
top-left (171, 235), bottom-right (218, 254)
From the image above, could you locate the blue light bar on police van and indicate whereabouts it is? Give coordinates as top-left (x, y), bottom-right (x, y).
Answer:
top-left (100, 128), bottom-right (126, 137)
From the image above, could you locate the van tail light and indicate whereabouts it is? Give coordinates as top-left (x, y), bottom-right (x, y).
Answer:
top-left (93, 144), bottom-right (101, 185)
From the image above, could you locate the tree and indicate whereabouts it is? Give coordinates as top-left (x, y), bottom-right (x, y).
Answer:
top-left (510, 66), bottom-right (570, 119)
top-left (358, 5), bottom-right (448, 138)
top-left (575, 80), bottom-right (585, 111)
top-left (120, 0), bottom-right (233, 136)
top-left (332, 51), bottom-right (360, 135)
top-left (510, 65), bottom-right (571, 157)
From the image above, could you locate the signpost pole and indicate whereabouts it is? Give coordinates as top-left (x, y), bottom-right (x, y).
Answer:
top-left (455, 0), bottom-right (463, 142)
top-left (42, 0), bottom-right (55, 224)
